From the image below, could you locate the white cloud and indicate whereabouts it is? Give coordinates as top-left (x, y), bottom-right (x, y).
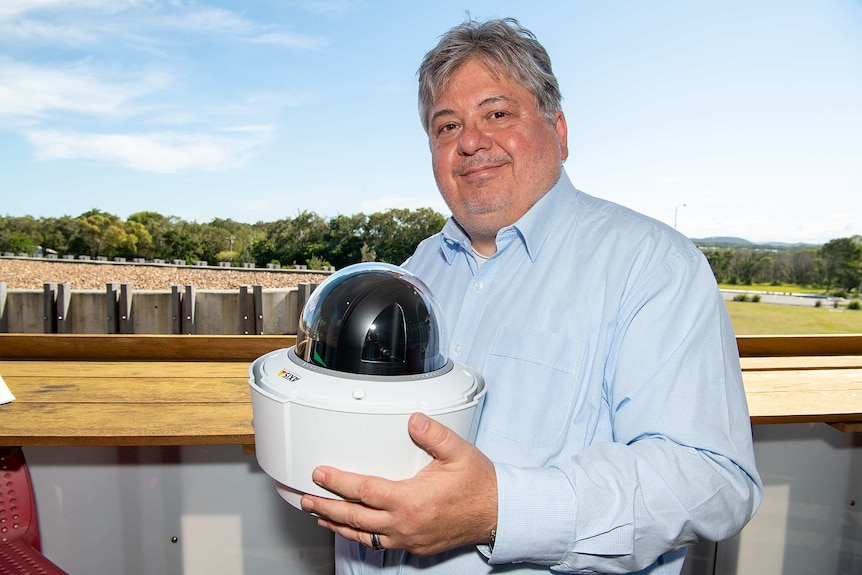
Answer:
top-left (1, 1), bottom-right (330, 50)
top-left (0, 1), bottom-right (324, 175)
top-left (154, 6), bottom-right (330, 50)
top-left (0, 60), bottom-right (168, 119)
top-left (153, 5), bottom-right (252, 34)
top-left (26, 126), bottom-right (273, 173)
top-left (0, 18), bottom-right (97, 44)
top-left (0, 0), bottom-right (121, 19)
top-left (0, 57), bottom-right (295, 175)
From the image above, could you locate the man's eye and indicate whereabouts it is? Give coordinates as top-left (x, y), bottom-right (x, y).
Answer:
top-left (438, 123), bottom-right (458, 134)
top-left (490, 111), bottom-right (510, 120)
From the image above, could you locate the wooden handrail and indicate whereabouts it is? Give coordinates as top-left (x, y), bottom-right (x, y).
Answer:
top-left (2, 333), bottom-right (861, 444)
top-left (2, 333), bottom-right (860, 361)
top-left (736, 334), bottom-right (862, 357)
top-left (0, 333), bottom-right (297, 361)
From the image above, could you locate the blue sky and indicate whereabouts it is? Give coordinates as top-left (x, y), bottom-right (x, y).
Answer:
top-left (1, 0), bottom-right (860, 244)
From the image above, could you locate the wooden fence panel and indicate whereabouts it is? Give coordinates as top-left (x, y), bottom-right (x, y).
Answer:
top-left (182, 285), bottom-right (196, 335)
top-left (119, 284), bottom-right (134, 334)
top-left (0, 282), bottom-right (7, 333)
top-left (106, 282), bottom-right (119, 334)
top-left (56, 282), bottom-right (72, 334)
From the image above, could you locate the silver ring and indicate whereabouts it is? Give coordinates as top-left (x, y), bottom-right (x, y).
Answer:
top-left (370, 532), bottom-right (384, 551)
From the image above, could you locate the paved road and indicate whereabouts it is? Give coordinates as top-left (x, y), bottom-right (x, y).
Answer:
top-left (721, 289), bottom-right (841, 307)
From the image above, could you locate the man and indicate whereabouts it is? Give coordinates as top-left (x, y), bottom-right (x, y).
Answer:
top-left (301, 17), bottom-right (762, 574)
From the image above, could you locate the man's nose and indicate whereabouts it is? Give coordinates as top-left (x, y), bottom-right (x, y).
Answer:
top-left (458, 123), bottom-right (492, 156)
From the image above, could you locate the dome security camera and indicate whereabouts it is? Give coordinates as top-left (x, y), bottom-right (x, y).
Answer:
top-left (249, 263), bottom-right (486, 509)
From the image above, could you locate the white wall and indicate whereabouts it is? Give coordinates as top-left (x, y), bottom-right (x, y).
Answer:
top-left (26, 423), bottom-right (862, 574)
top-left (716, 423), bottom-right (862, 574)
top-left (28, 445), bottom-right (333, 574)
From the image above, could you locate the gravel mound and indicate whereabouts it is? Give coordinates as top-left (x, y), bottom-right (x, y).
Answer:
top-left (0, 258), bottom-right (330, 290)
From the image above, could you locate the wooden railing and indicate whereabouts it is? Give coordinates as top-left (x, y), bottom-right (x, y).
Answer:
top-left (736, 334), bottom-right (862, 357)
top-left (0, 333), bottom-right (860, 448)
top-left (0, 333), bottom-right (296, 361)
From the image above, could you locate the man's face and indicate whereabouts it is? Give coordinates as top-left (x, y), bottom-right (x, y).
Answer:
top-left (428, 57), bottom-right (568, 253)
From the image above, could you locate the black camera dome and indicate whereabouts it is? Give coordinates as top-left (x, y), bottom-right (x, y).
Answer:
top-left (296, 263), bottom-right (448, 376)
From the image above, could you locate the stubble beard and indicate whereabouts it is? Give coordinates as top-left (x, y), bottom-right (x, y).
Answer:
top-left (451, 156), bottom-right (513, 215)
top-left (461, 180), bottom-right (511, 215)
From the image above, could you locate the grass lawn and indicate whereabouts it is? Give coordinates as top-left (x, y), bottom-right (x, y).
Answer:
top-left (726, 301), bottom-right (862, 335)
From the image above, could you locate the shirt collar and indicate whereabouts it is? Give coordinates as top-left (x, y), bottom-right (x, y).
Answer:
top-left (438, 218), bottom-right (471, 264)
top-left (437, 167), bottom-right (578, 263)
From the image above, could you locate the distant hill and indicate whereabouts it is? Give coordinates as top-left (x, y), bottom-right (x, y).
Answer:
top-left (691, 236), bottom-right (752, 246)
top-left (691, 237), bottom-right (822, 249)
top-left (761, 240), bottom-right (823, 248)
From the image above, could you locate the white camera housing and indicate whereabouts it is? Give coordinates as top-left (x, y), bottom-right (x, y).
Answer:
top-left (249, 263), bottom-right (486, 509)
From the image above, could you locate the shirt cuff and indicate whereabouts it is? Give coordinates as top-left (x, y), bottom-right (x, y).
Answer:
top-left (486, 462), bottom-right (577, 565)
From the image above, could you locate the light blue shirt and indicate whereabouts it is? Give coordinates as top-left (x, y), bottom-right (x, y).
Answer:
top-left (336, 169), bottom-right (762, 574)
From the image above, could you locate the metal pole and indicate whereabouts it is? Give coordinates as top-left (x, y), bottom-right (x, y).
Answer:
top-left (674, 203), bottom-right (687, 229)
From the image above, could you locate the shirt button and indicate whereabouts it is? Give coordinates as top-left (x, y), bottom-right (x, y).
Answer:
top-left (474, 281), bottom-right (483, 291)
top-left (454, 344), bottom-right (463, 354)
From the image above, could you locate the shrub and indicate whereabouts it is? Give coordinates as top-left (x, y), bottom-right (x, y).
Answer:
top-left (733, 294), bottom-right (750, 302)
top-left (815, 300), bottom-right (822, 308)
top-left (848, 300), bottom-right (861, 310)
top-left (751, 294), bottom-right (761, 303)
top-left (215, 250), bottom-right (238, 264)
top-left (305, 255), bottom-right (331, 270)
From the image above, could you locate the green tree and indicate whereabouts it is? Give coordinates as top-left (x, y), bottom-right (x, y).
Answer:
top-left (263, 211), bottom-right (330, 267)
top-left (204, 218), bottom-right (262, 264)
top-left (818, 237), bottom-right (862, 293)
top-left (365, 208), bottom-right (446, 264)
top-left (786, 249), bottom-right (818, 286)
top-left (8, 234), bottom-right (35, 254)
top-left (75, 209), bottom-right (129, 257)
top-left (118, 220), bottom-right (154, 258)
top-left (250, 238), bottom-right (278, 266)
top-left (163, 225), bottom-right (204, 262)
top-left (702, 248), bottom-right (735, 283)
top-left (326, 213), bottom-right (368, 269)
top-left (730, 249), bottom-right (771, 285)
top-left (128, 211), bottom-right (178, 259)
top-left (39, 216), bottom-right (78, 255)
top-left (0, 215), bottom-right (45, 254)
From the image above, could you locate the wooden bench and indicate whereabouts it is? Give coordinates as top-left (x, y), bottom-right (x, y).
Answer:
top-left (0, 334), bottom-right (293, 447)
top-left (737, 334), bottom-right (862, 431)
top-left (1, 333), bottom-right (860, 447)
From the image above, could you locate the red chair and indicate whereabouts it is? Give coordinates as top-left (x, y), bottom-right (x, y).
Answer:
top-left (0, 447), bottom-right (68, 575)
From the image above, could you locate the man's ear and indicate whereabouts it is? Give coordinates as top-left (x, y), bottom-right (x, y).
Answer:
top-left (555, 111), bottom-right (569, 161)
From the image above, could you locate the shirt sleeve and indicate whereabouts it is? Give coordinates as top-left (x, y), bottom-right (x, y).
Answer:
top-left (487, 247), bottom-right (763, 572)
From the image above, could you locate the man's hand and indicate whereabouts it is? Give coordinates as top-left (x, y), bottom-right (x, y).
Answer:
top-left (300, 412), bottom-right (497, 555)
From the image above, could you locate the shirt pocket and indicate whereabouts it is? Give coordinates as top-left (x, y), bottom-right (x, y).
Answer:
top-left (479, 328), bottom-right (586, 448)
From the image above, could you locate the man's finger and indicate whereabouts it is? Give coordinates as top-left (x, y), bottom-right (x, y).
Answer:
top-left (408, 412), bottom-right (467, 461)
top-left (306, 466), bottom-right (392, 511)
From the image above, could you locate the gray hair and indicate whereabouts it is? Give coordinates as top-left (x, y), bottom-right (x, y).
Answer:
top-left (417, 17), bottom-right (562, 133)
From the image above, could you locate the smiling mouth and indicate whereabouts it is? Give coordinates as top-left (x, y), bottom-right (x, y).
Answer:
top-left (455, 158), bottom-right (509, 178)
